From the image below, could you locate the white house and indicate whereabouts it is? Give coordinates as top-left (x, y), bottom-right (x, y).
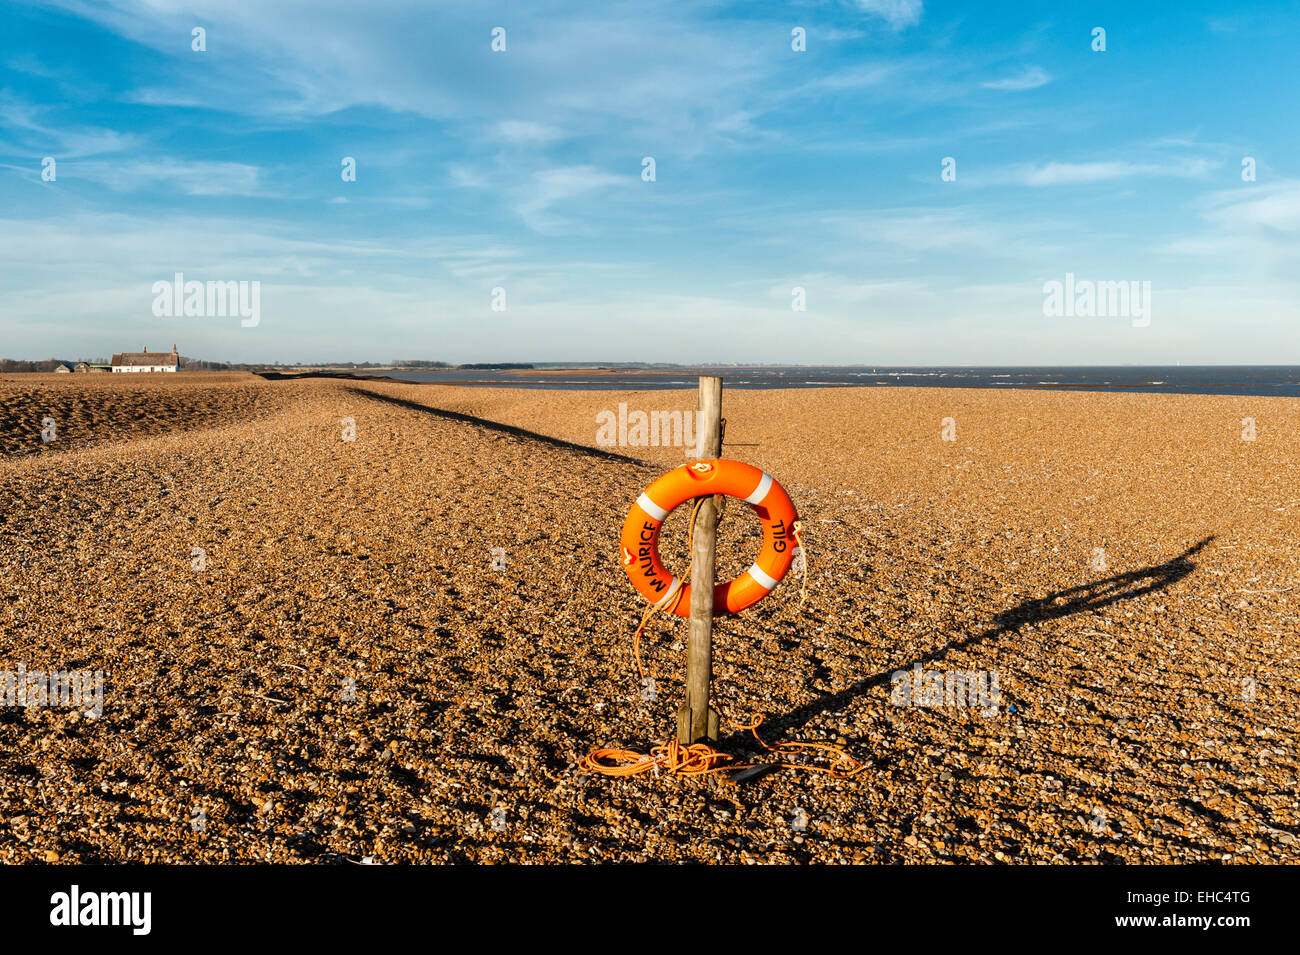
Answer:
top-left (111, 345), bottom-right (179, 373)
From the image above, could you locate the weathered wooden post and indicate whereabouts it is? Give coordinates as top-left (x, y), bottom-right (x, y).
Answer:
top-left (678, 375), bottom-right (722, 744)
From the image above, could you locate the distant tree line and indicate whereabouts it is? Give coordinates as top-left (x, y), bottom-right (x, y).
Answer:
top-left (0, 358), bottom-right (83, 371)
top-left (3, 356), bottom-right (528, 372)
top-left (179, 356), bottom-right (231, 370)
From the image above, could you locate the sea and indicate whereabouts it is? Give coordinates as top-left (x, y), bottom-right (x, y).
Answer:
top-left (375, 366), bottom-right (1300, 398)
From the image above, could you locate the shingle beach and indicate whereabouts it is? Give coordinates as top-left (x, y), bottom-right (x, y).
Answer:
top-left (2, 373), bottom-right (1297, 863)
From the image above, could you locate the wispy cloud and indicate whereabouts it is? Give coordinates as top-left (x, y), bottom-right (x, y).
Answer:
top-left (494, 121), bottom-right (564, 146)
top-left (0, 92), bottom-right (139, 157)
top-left (794, 63), bottom-right (901, 95)
top-left (982, 66), bottom-right (1051, 91)
top-left (822, 207), bottom-right (1025, 254)
top-left (514, 165), bottom-right (625, 234)
top-left (74, 158), bottom-right (267, 196)
top-left (850, 0), bottom-right (924, 30)
top-left (1021, 157), bottom-right (1219, 186)
top-left (1203, 180), bottom-right (1300, 232)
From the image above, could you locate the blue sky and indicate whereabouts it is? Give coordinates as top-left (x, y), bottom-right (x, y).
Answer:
top-left (2, 0), bottom-right (1297, 364)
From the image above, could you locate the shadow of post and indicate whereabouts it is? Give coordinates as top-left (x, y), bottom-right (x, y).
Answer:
top-left (721, 535), bottom-right (1214, 749)
top-left (342, 386), bottom-right (650, 466)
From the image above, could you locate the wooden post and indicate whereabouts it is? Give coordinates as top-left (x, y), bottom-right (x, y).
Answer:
top-left (678, 376), bottom-right (723, 744)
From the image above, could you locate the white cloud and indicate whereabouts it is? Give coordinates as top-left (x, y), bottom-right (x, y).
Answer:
top-left (495, 121), bottom-right (564, 145)
top-left (448, 164), bottom-right (490, 190)
top-left (451, 158), bottom-right (628, 234)
top-left (37, 0), bottom-right (779, 159)
top-left (0, 211), bottom-right (534, 359)
top-left (1152, 182), bottom-right (1300, 297)
top-left (1024, 161), bottom-right (1141, 185)
top-left (0, 91), bottom-right (140, 157)
top-left (827, 209), bottom-right (1008, 252)
top-left (794, 63), bottom-right (900, 95)
top-left (851, 0), bottom-right (924, 30)
top-left (73, 158), bottom-right (266, 196)
top-left (982, 66), bottom-right (1051, 91)
top-left (514, 165), bottom-right (625, 234)
top-left (765, 275), bottom-right (934, 304)
top-left (1021, 157), bottom-right (1218, 186)
top-left (1203, 181), bottom-right (1300, 232)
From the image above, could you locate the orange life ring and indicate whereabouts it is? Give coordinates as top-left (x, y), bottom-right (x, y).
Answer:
top-left (619, 459), bottom-right (800, 616)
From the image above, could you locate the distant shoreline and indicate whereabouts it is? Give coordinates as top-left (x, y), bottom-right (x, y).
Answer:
top-left (369, 365), bottom-right (1300, 399)
top-left (7, 365), bottom-right (1300, 399)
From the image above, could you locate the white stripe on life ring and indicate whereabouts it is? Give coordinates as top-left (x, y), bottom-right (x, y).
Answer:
top-left (637, 492), bottom-right (669, 522)
top-left (652, 576), bottom-right (681, 608)
top-left (747, 563), bottom-right (779, 590)
top-left (743, 472), bottom-right (774, 505)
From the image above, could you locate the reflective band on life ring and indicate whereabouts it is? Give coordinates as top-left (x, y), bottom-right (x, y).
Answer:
top-left (619, 459), bottom-right (800, 617)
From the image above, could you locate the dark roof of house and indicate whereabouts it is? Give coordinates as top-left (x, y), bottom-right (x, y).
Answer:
top-left (111, 349), bottom-right (178, 367)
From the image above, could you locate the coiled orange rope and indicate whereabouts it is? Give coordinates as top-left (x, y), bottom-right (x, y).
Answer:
top-left (580, 713), bottom-right (868, 778)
